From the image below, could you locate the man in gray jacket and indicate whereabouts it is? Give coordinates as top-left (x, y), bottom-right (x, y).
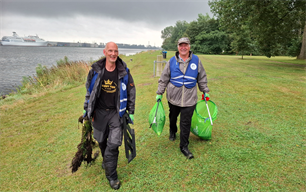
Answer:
top-left (84, 42), bottom-right (136, 189)
top-left (156, 37), bottom-right (209, 159)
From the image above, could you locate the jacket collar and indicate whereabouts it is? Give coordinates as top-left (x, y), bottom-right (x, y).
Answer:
top-left (175, 51), bottom-right (193, 61)
top-left (92, 56), bottom-right (127, 78)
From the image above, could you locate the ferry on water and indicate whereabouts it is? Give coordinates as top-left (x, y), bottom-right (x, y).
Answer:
top-left (1, 32), bottom-right (48, 46)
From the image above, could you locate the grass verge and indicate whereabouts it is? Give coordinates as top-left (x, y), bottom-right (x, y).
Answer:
top-left (0, 51), bottom-right (305, 191)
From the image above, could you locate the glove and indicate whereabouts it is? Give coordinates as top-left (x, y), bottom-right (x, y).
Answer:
top-left (79, 110), bottom-right (87, 123)
top-left (202, 92), bottom-right (210, 101)
top-left (83, 109), bottom-right (87, 117)
top-left (156, 94), bottom-right (163, 101)
top-left (129, 114), bottom-right (134, 122)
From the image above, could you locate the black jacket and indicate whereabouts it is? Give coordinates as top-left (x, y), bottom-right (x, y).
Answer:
top-left (84, 57), bottom-right (136, 119)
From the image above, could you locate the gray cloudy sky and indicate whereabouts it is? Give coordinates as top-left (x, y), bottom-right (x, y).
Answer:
top-left (1, 0), bottom-right (212, 47)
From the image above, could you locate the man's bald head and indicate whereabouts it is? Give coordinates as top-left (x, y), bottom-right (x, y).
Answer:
top-left (105, 42), bottom-right (118, 50)
top-left (103, 42), bottom-right (119, 65)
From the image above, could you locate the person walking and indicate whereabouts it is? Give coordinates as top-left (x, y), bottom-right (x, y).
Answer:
top-left (156, 37), bottom-right (209, 159)
top-left (83, 42), bottom-right (136, 190)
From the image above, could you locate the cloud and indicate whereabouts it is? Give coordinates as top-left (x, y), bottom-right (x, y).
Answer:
top-left (1, 0), bottom-right (212, 46)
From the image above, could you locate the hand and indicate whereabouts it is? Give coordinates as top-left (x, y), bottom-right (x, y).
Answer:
top-left (202, 92), bottom-right (210, 101)
top-left (129, 114), bottom-right (134, 122)
top-left (204, 92), bottom-right (210, 101)
top-left (83, 109), bottom-right (87, 117)
top-left (156, 94), bottom-right (163, 101)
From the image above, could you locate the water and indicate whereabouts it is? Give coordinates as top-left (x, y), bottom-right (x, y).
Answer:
top-left (0, 46), bottom-right (146, 95)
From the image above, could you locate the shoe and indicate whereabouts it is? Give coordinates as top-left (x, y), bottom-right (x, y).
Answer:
top-left (180, 147), bottom-right (194, 159)
top-left (102, 161), bottom-right (105, 169)
top-left (169, 132), bottom-right (176, 141)
top-left (109, 179), bottom-right (121, 190)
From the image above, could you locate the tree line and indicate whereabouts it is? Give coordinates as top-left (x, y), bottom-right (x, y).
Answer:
top-left (161, 0), bottom-right (306, 59)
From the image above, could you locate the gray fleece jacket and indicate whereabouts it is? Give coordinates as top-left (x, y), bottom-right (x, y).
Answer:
top-left (156, 51), bottom-right (209, 107)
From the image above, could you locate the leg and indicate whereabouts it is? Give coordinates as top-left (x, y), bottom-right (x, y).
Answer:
top-left (179, 105), bottom-right (196, 159)
top-left (92, 109), bottom-right (109, 168)
top-left (179, 104), bottom-right (196, 148)
top-left (168, 102), bottom-right (180, 140)
top-left (103, 110), bottom-right (123, 189)
top-left (99, 131), bottom-right (108, 169)
top-left (99, 128), bottom-right (109, 159)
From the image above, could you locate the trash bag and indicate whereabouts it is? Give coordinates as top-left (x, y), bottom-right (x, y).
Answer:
top-left (191, 100), bottom-right (218, 140)
top-left (149, 100), bottom-right (166, 136)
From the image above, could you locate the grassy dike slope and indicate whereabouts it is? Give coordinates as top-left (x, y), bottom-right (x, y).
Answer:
top-left (1, 51), bottom-right (305, 191)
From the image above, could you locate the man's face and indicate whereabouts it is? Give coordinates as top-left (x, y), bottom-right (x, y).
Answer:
top-left (103, 42), bottom-right (119, 64)
top-left (178, 43), bottom-right (190, 57)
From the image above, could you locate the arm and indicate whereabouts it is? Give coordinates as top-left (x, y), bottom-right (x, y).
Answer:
top-left (84, 69), bottom-right (95, 111)
top-left (197, 59), bottom-right (209, 93)
top-left (127, 70), bottom-right (136, 115)
top-left (156, 60), bottom-right (171, 95)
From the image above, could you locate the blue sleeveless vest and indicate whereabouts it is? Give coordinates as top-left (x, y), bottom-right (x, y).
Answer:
top-left (119, 68), bottom-right (129, 117)
top-left (88, 68), bottom-right (129, 117)
top-left (169, 54), bottom-right (199, 88)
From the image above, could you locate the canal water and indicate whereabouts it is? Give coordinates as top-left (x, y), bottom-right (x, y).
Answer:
top-left (0, 46), bottom-right (147, 95)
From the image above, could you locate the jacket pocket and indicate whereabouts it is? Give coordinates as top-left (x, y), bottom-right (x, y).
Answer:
top-left (166, 83), bottom-right (175, 101)
top-left (167, 83), bottom-right (182, 105)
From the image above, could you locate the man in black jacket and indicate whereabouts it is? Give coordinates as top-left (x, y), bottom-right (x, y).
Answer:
top-left (84, 42), bottom-right (136, 190)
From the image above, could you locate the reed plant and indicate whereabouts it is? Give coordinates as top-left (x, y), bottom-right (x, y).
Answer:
top-left (18, 56), bottom-right (94, 95)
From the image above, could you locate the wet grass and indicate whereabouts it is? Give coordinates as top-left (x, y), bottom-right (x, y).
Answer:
top-left (0, 51), bottom-right (305, 191)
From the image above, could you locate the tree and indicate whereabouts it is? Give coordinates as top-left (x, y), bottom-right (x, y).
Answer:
top-left (193, 30), bottom-right (229, 54)
top-left (185, 20), bottom-right (200, 45)
top-left (297, 23), bottom-right (306, 59)
top-left (161, 26), bottom-right (174, 39)
top-left (161, 21), bottom-right (189, 51)
top-left (184, 13), bottom-right (231, 54)
top-left (230, 25), bottom-right (253, 59)
top-left (209, 0), bottom-right (306, 59)
top-left (161, 26), bottom-right (176, 50)
top-left (287, 36), bottom-right (303, 57)
top-left (170, 20), bottom-right (189, 46)
top-left (161, 37), bottom-right (176, 50)
top-left (185, 13), bottom-right (220, 45)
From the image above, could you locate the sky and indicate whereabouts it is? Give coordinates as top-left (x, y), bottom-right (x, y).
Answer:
top-left (1, 0), bottom-right (212, 47)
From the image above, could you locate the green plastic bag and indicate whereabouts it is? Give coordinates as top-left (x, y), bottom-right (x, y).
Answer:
top-left (149, 100), bottom-right (166, 136)
top-left (191, 100), bottom-right (218, 140)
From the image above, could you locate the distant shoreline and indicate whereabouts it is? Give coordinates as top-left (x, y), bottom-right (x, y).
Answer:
top-left (0, 44), bottom-right (162, 50)
top-left (0, 40), bottom-right (161, 49)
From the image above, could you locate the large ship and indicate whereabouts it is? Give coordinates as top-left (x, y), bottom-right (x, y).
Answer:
top-left (1, 32), bottom-right (48, 46)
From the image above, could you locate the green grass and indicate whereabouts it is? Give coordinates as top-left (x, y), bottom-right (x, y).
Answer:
top-left (0, 51), bottom-right (305, 191)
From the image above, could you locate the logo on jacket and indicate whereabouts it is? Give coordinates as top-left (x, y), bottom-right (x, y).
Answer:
top-left (190, 63), bottom-right (197, 70)
top-left (122, 83), bottom-right (126, 91)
